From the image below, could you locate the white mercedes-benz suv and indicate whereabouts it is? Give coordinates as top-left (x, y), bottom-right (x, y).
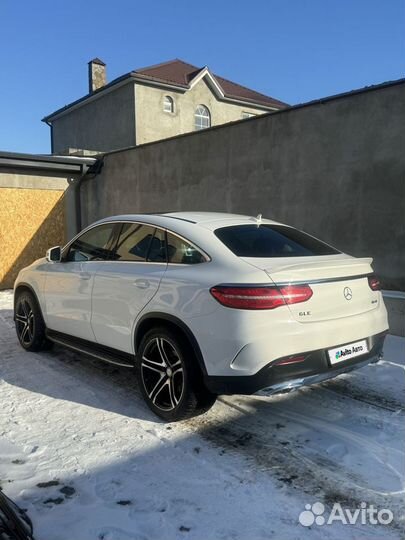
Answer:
top-left (14, 212), bottom-right (388, 421)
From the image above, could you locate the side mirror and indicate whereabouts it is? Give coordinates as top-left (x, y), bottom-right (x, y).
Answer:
top-left (46, 246), bottom-right (62, 262)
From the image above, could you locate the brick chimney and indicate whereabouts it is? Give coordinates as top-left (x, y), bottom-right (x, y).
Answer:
top-left (88, 58), bottom-right (106, 93)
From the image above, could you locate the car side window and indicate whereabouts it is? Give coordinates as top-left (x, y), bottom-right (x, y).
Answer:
top-left (147, 228), bottom-right (167, 263)
top-left (65, 224), bottom-right (115, 262)
top-left (113, 223), bottom-right (156, 262)
top-left (166, 232), bottom-right (206, 264)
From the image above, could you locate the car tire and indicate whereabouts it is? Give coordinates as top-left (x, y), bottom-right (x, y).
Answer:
top-left (15, 291), bottom-right (53, 352)
top-left (135, 327), bottom-right (216, 422)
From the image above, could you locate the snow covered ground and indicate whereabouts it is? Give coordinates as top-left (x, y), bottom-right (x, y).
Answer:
top-left (0, 288), bottom-right (404, 540)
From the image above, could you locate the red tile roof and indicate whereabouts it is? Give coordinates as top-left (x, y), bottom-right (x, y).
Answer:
top-left (43, 59), bottom-right (288, 122)
top-left (135, 59), bottom-right (201, 86)
top-left (134, 59), bottom-right (288, 109)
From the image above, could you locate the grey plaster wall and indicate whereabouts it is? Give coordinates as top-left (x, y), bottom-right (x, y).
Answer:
top-left (134, 78), bottom-right (269, 145)
top-left (383, 294), bottom-right (405, 336)
top-left (51, 82), bottom-right (136, 153)
top-left (81, 80), bottom-right (405, 291)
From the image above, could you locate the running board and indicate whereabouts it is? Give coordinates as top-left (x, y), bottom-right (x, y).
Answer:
top-left (46, 329), bottom-right (135, 368)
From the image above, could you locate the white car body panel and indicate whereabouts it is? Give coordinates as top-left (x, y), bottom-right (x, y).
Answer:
top-left (14, 212), bottom-right (389, 390)
top-left (43, 261), bottom-right (100, 341)
top-left (15, 258), bottom-right (48, 322)
top-left (91, 261), bottom-right (167, 353)
top-left (242, 255), bottom-right (381, 323)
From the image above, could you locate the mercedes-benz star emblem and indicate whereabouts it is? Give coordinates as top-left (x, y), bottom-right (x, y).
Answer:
top-left (343, 286), bottom-right (353, 301)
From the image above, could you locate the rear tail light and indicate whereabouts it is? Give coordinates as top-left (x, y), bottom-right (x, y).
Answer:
top-left (210, 284), bottom-right (313, 310)
top-left (278, 285), bottom-right (313, 305)
top-left (368, 275), bottom-right (381, 291)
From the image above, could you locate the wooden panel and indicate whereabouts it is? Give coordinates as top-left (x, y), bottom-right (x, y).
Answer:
top-left (0, 188), bottom-right (65, 289)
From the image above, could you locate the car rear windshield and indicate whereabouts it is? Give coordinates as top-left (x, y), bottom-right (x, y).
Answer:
top-left (214, 224), bottom-right (340, 257)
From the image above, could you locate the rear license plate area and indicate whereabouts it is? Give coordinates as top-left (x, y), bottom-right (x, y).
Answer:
top-left (328, 339), bottom-right (368, 365)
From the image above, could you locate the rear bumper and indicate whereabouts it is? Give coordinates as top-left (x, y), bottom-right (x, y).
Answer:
top-left (204, 331), bottom-right (387, 395)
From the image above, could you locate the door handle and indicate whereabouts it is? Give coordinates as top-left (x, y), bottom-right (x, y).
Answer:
top-left (134, 279), bottom-right (150, 289)
top-left (79, 272), bottom-right (91, 280)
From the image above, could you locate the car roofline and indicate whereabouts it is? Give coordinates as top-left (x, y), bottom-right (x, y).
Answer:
top-left (92, 213), bottom-right (283, 228)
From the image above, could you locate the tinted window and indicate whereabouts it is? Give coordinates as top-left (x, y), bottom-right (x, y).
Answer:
top-left (167, 232), bottom-right (206, 264)
top-left (214, 225), bottom-right (340, 257)
top-left (148, 228), bottom-right (167, 263)
top-left (66, 224), bottom-right (115, 262)
top-left (113, 223), bottom-right (155, 262)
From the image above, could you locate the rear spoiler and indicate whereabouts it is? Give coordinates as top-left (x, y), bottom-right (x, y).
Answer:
top-left (253, 256), bottom-right (375, 285)
top-left (264, 257), bottom-right (373, 275)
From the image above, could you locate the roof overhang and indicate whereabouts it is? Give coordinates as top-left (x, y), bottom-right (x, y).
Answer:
top-left (0, 151), bottom-right (96, 174)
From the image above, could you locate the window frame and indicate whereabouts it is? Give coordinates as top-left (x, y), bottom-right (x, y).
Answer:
top-left (147, 227), bottom-right (167, 263)
top-left (194, 104), bottom-right (211, 131)
top-left (112, 222), bottom-right (157, 263)
top-left (163, 95), bottom-right (174, 114)
top-left (62, 223), bottom-right (117, 262)
top-left (165, 229), bottom-right (210, 265)
top-left (61, 221), bottom-right (211, 265)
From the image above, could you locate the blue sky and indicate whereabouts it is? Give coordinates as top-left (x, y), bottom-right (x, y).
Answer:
top-left (0, 0), bottom-right (404, 154)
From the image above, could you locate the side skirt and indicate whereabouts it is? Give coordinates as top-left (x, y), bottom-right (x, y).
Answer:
top-left (45, 329), bottom-right (135, 368)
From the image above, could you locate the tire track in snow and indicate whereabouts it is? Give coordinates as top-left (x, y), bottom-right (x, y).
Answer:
top-left (318, 379), bottom-right (404, 413)
top-left (183, 392), bottom-right (405, 535)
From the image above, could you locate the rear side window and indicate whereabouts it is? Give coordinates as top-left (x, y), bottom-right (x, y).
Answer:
top-left (167, 232), bottom-right (207, 264)
top-left (114, 223), bottom-right (156, 261)
top-left (66, 223), bottom-right (115, 261)
top-left (214, 225), bottom-right (340, 257)
top-left (147, 228), bottom-right (167, 262)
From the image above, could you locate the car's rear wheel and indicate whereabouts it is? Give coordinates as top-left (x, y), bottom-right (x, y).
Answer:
top-left (15, 291), bottom-right (52, 352)
top-left (136, 327), bottom-right (216, 422)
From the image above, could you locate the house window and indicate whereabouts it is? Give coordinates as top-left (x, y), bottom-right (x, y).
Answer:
top-left (194, 105), bottom-right (211, 130)
top-left (163, 96), bottom-right (174, 113)
top-left (242, 111), bottom-right (256, 119)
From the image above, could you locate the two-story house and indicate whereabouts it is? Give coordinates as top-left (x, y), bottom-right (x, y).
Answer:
top-left (43, 58), bottom-right (288, 154)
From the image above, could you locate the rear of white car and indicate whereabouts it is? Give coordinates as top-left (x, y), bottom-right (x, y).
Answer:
top-left (173, 218), bottom-right (389, 395)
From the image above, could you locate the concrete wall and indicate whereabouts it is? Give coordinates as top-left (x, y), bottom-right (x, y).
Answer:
top-left (52, 82), bottom-right (136, 153)
top-left (81, 81), bottom-right (405, 293)
top-left (383, 293), bottom-right (405, 337)
top-left (135, 78), bottom-right (266, 145)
